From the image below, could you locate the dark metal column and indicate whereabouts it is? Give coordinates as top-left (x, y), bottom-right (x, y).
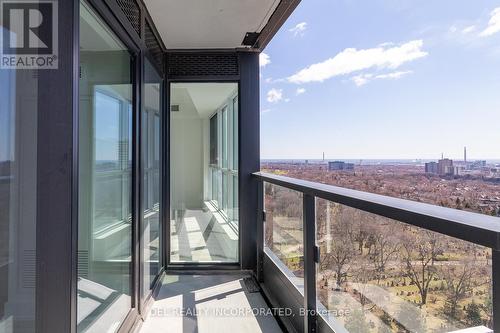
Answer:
top-left (256, 180), bottom-right (264, 282)
top-left (303, 193), bottom-right (317, 333)
top-left (238, 51), bottom-right (260, 271)
top-left (36, 0), bottom-right (78, 332)
top-left (492, 249), bottom-right (500, 333)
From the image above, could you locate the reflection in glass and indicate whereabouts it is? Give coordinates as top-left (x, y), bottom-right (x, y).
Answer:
top-left (142, 59), bottom-right (162, 298)
top-left (264, 183), bottom-right (304, 291)
top-left (170, 83), bottom-right (238, 263)
top-left (315, 199), bottom-right (493, 333)
top-left (78, 1), bottom-right (132, 331)
top-left (0, 42), bottom-right (38, 333)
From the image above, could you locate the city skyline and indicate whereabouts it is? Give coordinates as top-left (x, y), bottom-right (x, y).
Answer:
top-left (261, 149), bottom-right (499, 163)
top-left (260, 0), bottom-right (500, 160)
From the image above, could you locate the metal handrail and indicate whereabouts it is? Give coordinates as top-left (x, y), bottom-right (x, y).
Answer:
top-left (254, 171), bottom-right (500, 250)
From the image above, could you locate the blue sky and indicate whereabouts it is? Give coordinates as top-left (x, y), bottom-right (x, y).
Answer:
top-left (260, 0), bottom-right (500, 160)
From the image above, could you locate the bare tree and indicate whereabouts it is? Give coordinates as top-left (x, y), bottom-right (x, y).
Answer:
top-left (350, 255), bottom-right (377, 309)
top-left (370, 219), bottom-right (401, 283)
top-left (440, 258), bottom-right (484, 320)
top-left (319, 205), bottom-right (357, 288)
top-left (401, 230), bottom-right (443, 306)
top-left (349, 210), bottom-right (371, 254)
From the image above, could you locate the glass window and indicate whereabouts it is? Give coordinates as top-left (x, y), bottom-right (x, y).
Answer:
top-left (78, 1), bottom-right (133, 331)
top-left (222, 172), bottom-right (228, 217)
top-left (170, 83), bottom-right (238, 263)
top-left (222, 107), bottom-right (228, 169)
top-left (209, 114), bottom-right (218, 165)
top-left (141, 59), bottom-right (162, 298)
top-left (233, 96), bottom-right (238, 169)
top-left (233, 175), bottom-right (238, 222)
top-left (93, 91), bottom-right (129, 232)
top-left (0, 37), bottom-right (38, 333)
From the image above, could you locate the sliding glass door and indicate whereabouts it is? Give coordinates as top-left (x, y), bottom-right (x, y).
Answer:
top-left (78, 2), bottom-right (166, 330)
top-left (78, 2), bottom-right (133, 331)
top-left (141, 59), bottom-right (162, 300)
top-left (170, 83), bottom-right (239, 264)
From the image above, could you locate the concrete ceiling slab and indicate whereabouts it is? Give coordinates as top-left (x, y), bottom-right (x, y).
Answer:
top-left (143, 0), bottom-right (280, 49)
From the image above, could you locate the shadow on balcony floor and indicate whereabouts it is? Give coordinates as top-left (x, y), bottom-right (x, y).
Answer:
top-left (138, 274), bottom-right (282, 333)
top-left (170, 205), bottom-right (238, 262)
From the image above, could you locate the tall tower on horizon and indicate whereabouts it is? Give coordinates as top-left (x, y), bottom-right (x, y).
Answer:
top-left (464, 146), bottom-right (467, 163)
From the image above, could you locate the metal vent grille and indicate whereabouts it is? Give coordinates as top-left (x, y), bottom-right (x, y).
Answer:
top-left (22, 250), bottom-right (36, 289)
top-left (167, 53), bottom-right (239, 77)
top-left (116, 0), bottom-right (141, 36)
top-left (145, 21), bottom-right (164, 69)
top-left (78, 250), bottom-right (89, 279)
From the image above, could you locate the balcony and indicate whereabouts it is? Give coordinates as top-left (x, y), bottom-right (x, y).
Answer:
top-left (138, 172), bottom-right (500, 333)
top-left (3, 0), bottom-right (500, 332)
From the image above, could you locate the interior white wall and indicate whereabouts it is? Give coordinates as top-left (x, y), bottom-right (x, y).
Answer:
top-left (170, 84), bottom-right (238, 211)
top-left (170, 88), bottom-right (204, 210)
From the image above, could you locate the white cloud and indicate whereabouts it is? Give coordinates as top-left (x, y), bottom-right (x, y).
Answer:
top-left (462, 25), bottom-right (476, 34)
top-left (480, 7), bottom-right (500, 37)
top-left (265, 77), bottom-right (273, 83)
top-left (267, 88), bottom-right (283, 103)
top-left (296, 87), bottom-right (306, 95)
top-left (289, 22), bottom-right (307, 36)
top-left (261, 108), bottom-right (272, 114)
top-left (260, 52), bottom-right (271, 67)
top-left (449, 25), bottom-right (458, 33)
top-left (375, 70), bottom-right (413, 80)
top-left (288, 40), bottom-right (427, 84)
top-left (351, 74), bottom-right (373, 87)
top-left (351, 71), bottom-right (413, 87)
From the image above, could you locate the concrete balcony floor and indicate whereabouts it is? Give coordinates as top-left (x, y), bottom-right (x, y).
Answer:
top-left (170, 203), bottom-right (239, 263)
top-left (137, 274), bottom-right (282, 333)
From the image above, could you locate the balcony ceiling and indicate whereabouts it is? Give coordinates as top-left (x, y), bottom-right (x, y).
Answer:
top-left (171, 83), bottom-right (236, 118)
top-left (143, 0), bottom-right (281, 49)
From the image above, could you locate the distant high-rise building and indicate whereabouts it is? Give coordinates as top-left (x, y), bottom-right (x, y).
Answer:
top-left (464, 146), bottom-right (467, 163)
top-left (437, 158), bottom-right (453, 175)
top-left (471, 160), bottom-right (487, 169)
top-left (425, 162), bottom-right (438, 174)
top-left (328, 161), bottom-right (354, 171)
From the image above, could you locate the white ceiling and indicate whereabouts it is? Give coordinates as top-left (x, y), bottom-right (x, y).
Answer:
top-left (171, 83), bottom-right (237, 118)
top-left (143, 0), bottom-right (281, 49)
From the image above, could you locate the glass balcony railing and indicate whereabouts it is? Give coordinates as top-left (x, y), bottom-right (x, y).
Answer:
top-left (254, 171), bottom-right (500, 333)
top-left (264, 183), bottom-right (304, 290)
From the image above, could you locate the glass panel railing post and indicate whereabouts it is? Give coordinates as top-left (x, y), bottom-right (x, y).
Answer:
top-left (304, 193), bottom-right (317, 333)
top-left (493, 249), bottom-right (500, 333)
top-left (257, 180), bottom-right (264, 282)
